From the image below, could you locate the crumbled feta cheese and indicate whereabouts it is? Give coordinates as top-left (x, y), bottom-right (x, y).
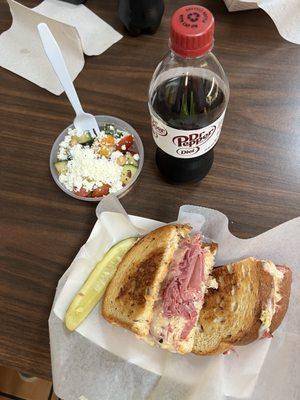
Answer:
top-left (68, 127), bottom-right (78, 135)
top-left (58, 145), bottom-right (123, 193)
top-left (57, 149), bottom-right (68, 161)
top-left (110, 150), bottom-right (124, 162)
top-left (55, 124), bottom-right (140, 195)
top-left (57, 128), bottom-right (78, 160)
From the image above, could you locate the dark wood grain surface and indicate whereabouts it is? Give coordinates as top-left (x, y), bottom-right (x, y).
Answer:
top-left (0, 0), bottom-right (299, 380)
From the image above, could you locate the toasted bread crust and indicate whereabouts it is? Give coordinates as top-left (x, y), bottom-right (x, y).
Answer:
top-left (102, 249), bottom-right (165, 334)
top-left (102, 224), bottom-right (191, 336)
top-left (193, 259), bottom-right (292, 355)
top-left (236, 262), bottom-right (274, 345)
top-left (193, 258), bottom-right (262, 355)
top-left (236, 264), bottom-right (292, 345)
top-left (203, 242), bottom-right (218, 255)
top-left (200, 342), bottom-right (233, 356)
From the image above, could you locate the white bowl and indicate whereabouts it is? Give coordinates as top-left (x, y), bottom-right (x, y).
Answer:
top-left (50, 115), bottom-right (144, 202)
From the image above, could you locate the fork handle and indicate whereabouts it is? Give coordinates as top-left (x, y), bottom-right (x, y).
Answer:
top-left (38, 23), bottom-right (84, 115)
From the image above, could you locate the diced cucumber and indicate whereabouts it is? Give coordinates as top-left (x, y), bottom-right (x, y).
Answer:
top-left (103, 123), bottom-right (126, 139)
top-left (103, 124), bottom-right (116, 136)
top-left (121, 165), bottom-right (138, 185)
top-left (125, 153), bottom-right (138, 167)
top-left (77, 131), bottom-right (93, 144)
top-left (54, 161), bottom-right (68, 175)
top-left (114, 129), bottom-right (123, 139)
top-left (70, 136), bottom-right (79, 146)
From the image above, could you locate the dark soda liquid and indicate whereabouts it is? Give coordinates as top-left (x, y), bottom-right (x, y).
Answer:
top-left (118, 0), bottom-right (164, 36)
top-left (150, 74), bottom-right (226, 182)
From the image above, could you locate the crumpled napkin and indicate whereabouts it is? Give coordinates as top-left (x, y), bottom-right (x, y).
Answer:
top-left (0, 0), bottom-right (122, 94)
top-left (224, 0), bottom-right (300, 45)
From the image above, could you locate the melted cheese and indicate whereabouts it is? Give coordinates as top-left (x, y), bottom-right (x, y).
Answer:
top-left (149, 303), bottom-right (201, 353)
top-left (207, 276), bottom-right (218, 290)
top-left (260, 299), bottom-right (273, 329)
top-left (263, 260), bottom-right (284, 280)
top-left (227, 264), bottom-right (233, 274)
top-left (259, 261), bottom-right (284, 334)
top-left (137, 334), bottom-right (155, 346)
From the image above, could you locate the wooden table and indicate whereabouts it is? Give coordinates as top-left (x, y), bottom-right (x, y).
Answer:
top-left (0, 0), bottom-right (299, 381)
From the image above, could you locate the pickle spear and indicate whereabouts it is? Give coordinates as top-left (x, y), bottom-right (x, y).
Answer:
top-left (65, 237), bottom-right (137, 331)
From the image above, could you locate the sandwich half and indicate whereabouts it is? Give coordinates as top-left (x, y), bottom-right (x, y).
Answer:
top-left (102, 224), bottom-right (217, 353)
top-left (192, 257), bottom-right (292, 355)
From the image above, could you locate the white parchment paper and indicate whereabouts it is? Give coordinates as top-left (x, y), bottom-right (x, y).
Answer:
top-left (49, 196), bottom-right (300, 400)
top-left (0, 0), bottom-right (122, 94)
top-left (224, 0), bottom-right (300, 45)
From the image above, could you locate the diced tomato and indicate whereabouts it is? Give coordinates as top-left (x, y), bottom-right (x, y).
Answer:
top-left (99, 146), bottom-right (110, 157)
top-left (116, 135), bottom-right (134, 151)
top-left (74, 188), bottom-right (91, 197)
top-left (91, 184), bottom-right (110, 198)
top-left (103, 135), bottom-right (115, 146)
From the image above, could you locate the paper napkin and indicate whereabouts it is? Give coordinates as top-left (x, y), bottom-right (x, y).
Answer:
top-left (224, 0), bottom-right (300, 45)
top-left (0, 0), bottom-right (122, 95)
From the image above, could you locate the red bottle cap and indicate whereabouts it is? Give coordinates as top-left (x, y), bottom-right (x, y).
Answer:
top-left (170, 5), bottom-right (214, 58)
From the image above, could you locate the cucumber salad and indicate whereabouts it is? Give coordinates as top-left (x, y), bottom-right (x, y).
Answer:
top-left (54, 124), bottom-right (139, 198)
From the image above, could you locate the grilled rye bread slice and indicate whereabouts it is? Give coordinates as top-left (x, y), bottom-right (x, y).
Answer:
top-left (192, 258), bottom-right (292, 355)
top-left (102, 224), bottom-right (191, 336)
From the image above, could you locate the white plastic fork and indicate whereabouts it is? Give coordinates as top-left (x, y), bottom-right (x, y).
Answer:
top-left (38, 23), bottom-right (100, 137)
